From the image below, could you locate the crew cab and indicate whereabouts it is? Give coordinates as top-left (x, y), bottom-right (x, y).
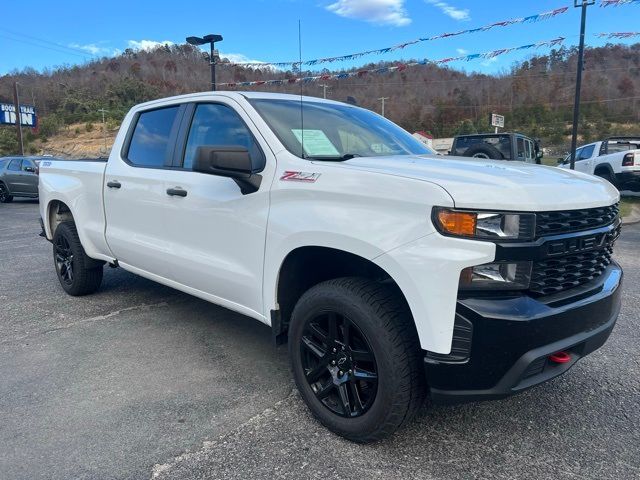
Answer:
top-left (38, 92), bottom-right (622, 443)
top-left (558, 137), bottom-right (640, 191)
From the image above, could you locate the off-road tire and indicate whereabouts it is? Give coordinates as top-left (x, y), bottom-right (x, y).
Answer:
top-left (464, 143), bottom-right (504, 160)
top-left (53, 222), bottom-right (103, 296)
top-left (289, 277), bottom-right (426, 443)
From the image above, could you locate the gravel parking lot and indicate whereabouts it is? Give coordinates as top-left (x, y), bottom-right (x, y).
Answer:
top-left (1, 199), bottom-right (639, 480)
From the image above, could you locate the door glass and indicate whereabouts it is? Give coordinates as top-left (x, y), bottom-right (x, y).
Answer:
top-left (183, 103), bottom-right (263, 170)
top-left (578, 144), bottom-right (595, 160)
top-left (516, 138), bottom-right (525, 159)
top-left (22, 159), bottom-right (36, 171)
top-left (8, 159), bottom-right (22, 171)
top-left (127, 106), bottom-right (180, 167)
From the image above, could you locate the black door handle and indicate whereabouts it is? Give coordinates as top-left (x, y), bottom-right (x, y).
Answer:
top-left (166, 187), bottom-right (187, 197)
top-left (107, 181), bottom-right (121, 189)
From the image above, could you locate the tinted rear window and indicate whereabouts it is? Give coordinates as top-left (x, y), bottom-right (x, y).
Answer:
top-left (127, 106), bottom-right (180, 167)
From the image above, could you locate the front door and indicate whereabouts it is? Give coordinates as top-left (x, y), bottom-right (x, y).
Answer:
top-left (160, 100), bottom-right (275, 317)
top-left (4, 158), bottom-right (25, 194)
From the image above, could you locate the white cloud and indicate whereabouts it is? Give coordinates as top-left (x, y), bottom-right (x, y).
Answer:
top-left (326, 0), bottom-right (411, 27)
top-left (127, 39), bottom-right (175, 51)
top-left (68, 43), bottom-right (113, 56)
top-left (426, 0), bottom-right (470, 21)
top-left (456, 48), bottom-right (468, 55)
top-left (481, 57), bottom-right (499, 67)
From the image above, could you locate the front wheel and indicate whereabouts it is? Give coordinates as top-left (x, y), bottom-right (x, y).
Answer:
top-left (289, 277), bottom-right (426, 443)
top-left (53, 222), bottom-right (103, 296)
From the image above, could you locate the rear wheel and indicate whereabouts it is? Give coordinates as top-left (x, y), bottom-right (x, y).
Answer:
top-left (53, 222), bottom-right (103, 296)
top-left (595, 169), bottom-right (616, 187)
top-left (289, 277), bottom-right (425, 443)
top-left (0, 183), bottom-right (13, 203)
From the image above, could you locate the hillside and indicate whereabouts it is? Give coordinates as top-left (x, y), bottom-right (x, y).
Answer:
top-left (1, 42), bottom-right (639, 156)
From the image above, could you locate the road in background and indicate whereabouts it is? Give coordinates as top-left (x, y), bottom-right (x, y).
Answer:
top-left (1, 199), bottom-right (638, 480)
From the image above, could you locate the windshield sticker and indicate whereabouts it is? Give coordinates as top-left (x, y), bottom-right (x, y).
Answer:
top-left (292, 129), bottom-right (340, 157)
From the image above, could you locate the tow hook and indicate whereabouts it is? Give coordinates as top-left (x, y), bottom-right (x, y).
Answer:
top-left (549, 351), bottom-right (571, 364)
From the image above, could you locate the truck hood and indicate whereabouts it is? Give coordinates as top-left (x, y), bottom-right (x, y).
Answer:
top-left (331, 155), bottom-right (619, 211)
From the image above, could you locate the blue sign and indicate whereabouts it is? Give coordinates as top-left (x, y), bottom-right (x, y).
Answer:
top-left (0, 103), bottom-right (37, 128)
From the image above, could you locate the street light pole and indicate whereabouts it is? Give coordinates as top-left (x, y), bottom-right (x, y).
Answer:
top-left (569, 0), bottom-right (594, 170)
top-left (186, 34), bottom-right (223, 91)
top-left (319, 84), bottom-right (329, 99)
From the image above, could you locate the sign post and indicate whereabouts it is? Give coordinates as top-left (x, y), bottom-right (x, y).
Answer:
top-left (490, 113), bottom-right (505, 134)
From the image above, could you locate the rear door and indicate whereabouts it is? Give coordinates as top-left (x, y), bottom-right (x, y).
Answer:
top-left (104, 104), bottom-right (185, 277)
top-left (159, 100), bottom-right (275, 317)
top-left (4, 158), bottom-right (24, 193)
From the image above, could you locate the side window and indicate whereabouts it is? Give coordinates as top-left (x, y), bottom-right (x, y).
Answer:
top-left (516, 138), bottom-right (525, 159)
top-left (183, 103), bottom-right (264, 170)
top-left (127, 106), bottom-right (180, 167)
top-left (8, 159), bottom-right (22, 171)
top-left (578, 144), bottom-right (595, 160)
top-left (23, 159), bottom-right (36, 171)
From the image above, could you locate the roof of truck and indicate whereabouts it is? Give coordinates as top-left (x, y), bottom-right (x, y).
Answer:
top-left (134, 91), bottom-right (349, 110)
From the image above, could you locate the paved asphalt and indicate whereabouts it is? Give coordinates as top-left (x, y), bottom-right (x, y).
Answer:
top-left (1, 199), bottom-right (638, 480)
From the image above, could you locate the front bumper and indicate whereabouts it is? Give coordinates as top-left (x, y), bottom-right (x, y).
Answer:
top-left (425, 262), bottom-right (622, 404)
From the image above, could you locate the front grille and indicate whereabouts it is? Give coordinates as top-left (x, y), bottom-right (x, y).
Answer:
top-left (530, 245), bottom-right (614, 296)
top-left (535, 204), bottom-right (619, 237)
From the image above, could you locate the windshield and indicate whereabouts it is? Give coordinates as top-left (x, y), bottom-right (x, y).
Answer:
top-left (249, 99), bottom-right (436, 160)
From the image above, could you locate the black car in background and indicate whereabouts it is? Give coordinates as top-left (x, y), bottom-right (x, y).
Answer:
top-left (0, 156), bottom-right (53, 203)
top-left (450, 133), bottom-right (543, 163)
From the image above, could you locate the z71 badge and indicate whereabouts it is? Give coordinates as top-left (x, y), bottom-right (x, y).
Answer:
top-left (280, 171), bottom-right (321, 182)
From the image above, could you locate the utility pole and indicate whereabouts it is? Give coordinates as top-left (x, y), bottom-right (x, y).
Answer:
top-left (378, 97), bottom-right (389, 117)
top-left (13, 82), bottom-right (24, 156)
top-left (98, 108), bottom-right (109, 154)
top-left (319, 84), bottom-right (329, 99)
top-left (569, 0), bottom-right (595, 170)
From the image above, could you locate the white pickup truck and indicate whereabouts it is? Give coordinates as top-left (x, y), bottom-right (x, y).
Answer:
top-left (39, 92), bottom-right (623, 442)
top-left (558, 137), bottom-right (640, 190)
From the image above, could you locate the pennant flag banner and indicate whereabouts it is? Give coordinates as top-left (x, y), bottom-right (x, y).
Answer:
top-left (597, 31), bottom-right (640, 38)
top-left (221, 7), bottom-right (569, 69)
top-left (216, 37), bottom-right (565, 88)
top-left (601, 0), bottom-right (640, 6)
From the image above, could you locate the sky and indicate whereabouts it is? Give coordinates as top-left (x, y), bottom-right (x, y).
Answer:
top-left (0, 0), bottom-right (638, 76)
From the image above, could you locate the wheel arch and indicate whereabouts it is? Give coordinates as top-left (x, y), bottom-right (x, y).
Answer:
top-left (46, 199), bottom-right (75, 239)
top-left (270, 245), bottom-right (413, 345)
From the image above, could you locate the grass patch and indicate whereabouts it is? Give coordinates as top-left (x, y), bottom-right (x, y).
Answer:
top-left (620, 196), bottom-right (640, 218)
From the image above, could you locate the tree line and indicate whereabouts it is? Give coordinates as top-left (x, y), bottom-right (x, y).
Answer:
top-left (0, 42), bottom-right (639, 156)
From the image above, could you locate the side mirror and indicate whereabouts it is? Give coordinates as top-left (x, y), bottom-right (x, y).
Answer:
top-left (193, 145), bottom-right (262, 194)
top-left (193, 145), bottom-right (253, 178)
top-left (556, 158), bottom-right (565, 165)
top-left (24, 166), bottom-right (36, 173)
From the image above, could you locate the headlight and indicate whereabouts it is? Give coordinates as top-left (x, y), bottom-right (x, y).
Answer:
top-left (460, 261), bottom-right (532, 290)
top-left (433, 208), bottom-right (535, 241)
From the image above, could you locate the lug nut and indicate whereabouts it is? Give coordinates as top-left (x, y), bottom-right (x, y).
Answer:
top-left (348, 369), bottom-right (352, 374)
top-left (332, 348), bottom-right (337, 353)
top-left (331, 360), bottom-right (336, 365)
top-left (339, 371), bottom-right (344, 376)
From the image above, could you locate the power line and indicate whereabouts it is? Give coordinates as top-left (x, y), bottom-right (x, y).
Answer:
top-left (0, 33), bottom-right (91, 60)
top-left (0, 28), bottom-right (99, 57)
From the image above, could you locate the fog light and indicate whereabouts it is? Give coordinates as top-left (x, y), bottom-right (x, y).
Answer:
top-left (460, 261), bottom-right (532, 291)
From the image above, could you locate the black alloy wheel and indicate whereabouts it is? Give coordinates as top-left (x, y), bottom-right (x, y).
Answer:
top-left (54, 234), bottom-right (74, 285)
top-left (300, 311), bottom-right (378, 418)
